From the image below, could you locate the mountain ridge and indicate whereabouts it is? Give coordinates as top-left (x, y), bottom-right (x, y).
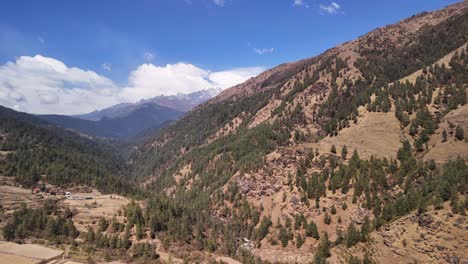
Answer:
top-left (39, 88), bottom-right (222, 139)
top-left (128, 2), bottom-right (467, 262)
top-left (75, 88), bottom-right (221, 121)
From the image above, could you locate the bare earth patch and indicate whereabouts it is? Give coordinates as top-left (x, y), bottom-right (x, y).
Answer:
top-left (0, 182), bottom-right (43, 213)
top-left (0, 241), bottom-right (63, 264)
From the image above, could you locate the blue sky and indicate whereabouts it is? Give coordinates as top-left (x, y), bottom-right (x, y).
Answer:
top-left (0, 0), bottom-right (461, 114)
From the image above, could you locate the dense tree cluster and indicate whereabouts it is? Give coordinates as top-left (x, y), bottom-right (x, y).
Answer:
top-left (3, 200), bottom-right (78, 243)
top-left (357, 12), bottom-right (467, 84)
top-left (0, 106), bottom-right (136, 195)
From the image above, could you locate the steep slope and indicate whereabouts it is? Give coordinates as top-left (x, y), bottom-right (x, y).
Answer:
top-left (40, 103), bottom-right (182, 139)
top-left (0, 106), bottom-right (135, 194)
top-left (126, 2), bottom-right (467, 263)
top-left (135, 1), bottom-right (467, 182)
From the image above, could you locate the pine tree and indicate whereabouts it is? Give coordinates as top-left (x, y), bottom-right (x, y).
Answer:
top-left (86, 227), bottom-right (96, 242)
top-left (3, 222), bottom-right (16, 241)
top-left (121, 230), bottom-right (131, 249)
top-left (136, 224), bottom-right (145, 240)
top-left (306, 221), bottom-right (320, 239)
top-left (346, 223), bottom-right (360, 247)
top-left (98, 217), bottom-right (108, 233)
top-left (279, 226), bottom-right (289, 248)
top-left (442, 129), bottom-right (448, 142)
top-left (341, 145), bottom-right (348, 160)
top-left (324, 212), bottom-right (332, 225)
top-left (331, 145), bottom-right (337, 154)
top-left (296, 234), bottom-right (304, 248)
top-left (455, 125), bottom-right (465, 140)
top-left (45, 218), bottom-right (57, 239)
top-left (360, 217), bottom-right (371, 242)
top-left (314, 232), bottom-right (331, 264)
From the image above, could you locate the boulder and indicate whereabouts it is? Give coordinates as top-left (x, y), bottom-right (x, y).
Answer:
top-left (418, 214), bottom-right (434, 227)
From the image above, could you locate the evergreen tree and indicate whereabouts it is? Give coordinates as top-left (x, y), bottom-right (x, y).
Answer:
top-left (86, 227), bottom-right (96, 242)
top-left (324, 212), bottom-right (332, 225)
top-left (346, 223), bottom-right (360, 247)
top-left (314, 232), bottom-right (331, 264)
top-left (3, 222), bottom-right (16, 241)
top-left (279, 226), bottom-right (289, 248)
top-left (331, 145), bottom-right (337, 154)
top-left (306, 221), bottom-right (320, 239)
top-left (296, 234), bottom-right (304, 248)
top-left (341, 145), bottom-right (348, 160)
top-left (455, 125), bottom-right (465, 140)
top-left (136, 224), bottom-right (145, 240)
top-left (98, 217), bottom-right (109, 233)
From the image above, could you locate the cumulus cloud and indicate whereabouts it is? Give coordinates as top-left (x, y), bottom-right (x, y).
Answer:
top-left (119, 63), bottom-right (264, 102)
top-left (0, 55), bottom-right (120, 115)
top-left (208, 66), bottom-right (264, 88)
top-left (0, 55), bottom-right (264, 115)
top-left (254, 47), bottom-right (274, 55)
top-left (320, 2), bottom-right (341, 14)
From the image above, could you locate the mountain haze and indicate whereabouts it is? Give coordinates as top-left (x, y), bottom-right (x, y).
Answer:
top-left (40, 103), bottom-right (182, 139)
top-left (75, 88), bottom-right (221, 121)
top-left (39, 88), bottom-right (221, 139)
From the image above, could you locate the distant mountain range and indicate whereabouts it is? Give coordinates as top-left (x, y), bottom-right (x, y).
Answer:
top-left (74, 88), bottom-right (221, 121)
top-left (39, 88), bottom-right (222, 139)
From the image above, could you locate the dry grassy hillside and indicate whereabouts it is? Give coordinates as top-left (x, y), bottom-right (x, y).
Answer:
top-left (126, 2), bottom-right (468, 263)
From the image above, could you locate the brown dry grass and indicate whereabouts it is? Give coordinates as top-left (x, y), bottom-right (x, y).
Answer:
top-left (0, 182), bottom-right (43, 213)
top-left (0, 241), bottom-right (63, 262)
top-left (0, 253), bottom-right (38, 264)
top-left (332, 202), bottom-right (468, 264)
top-left (61, 189), bottom-right (129, 232)
top-left (424, 104), bottom-right (468, 164)
top-left (309, 109), bottom-right (403, 160)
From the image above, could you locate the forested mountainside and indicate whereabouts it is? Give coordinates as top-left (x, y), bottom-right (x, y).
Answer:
top-left (125, 2), bottom-right (467, 263)
top-left (1, 2), bottom-right (467, 264)
top-left (0, 106), bottom-right (136, 194)
top-left (40, 103), bottom-right (182, 139)
top-left (38, 89), bottom-right (220, 140)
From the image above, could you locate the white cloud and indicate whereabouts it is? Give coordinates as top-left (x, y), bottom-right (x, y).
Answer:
top-left (208, 66), bottom-right (264, 89)
top-left (0, 55), bottom-right (264, 115)
top-left (0, 55), bottom-right (120, 115)
top-left (119, 63), bottom-right (264, 102)
top-left (254, 47), bottom-right (274, 55)
top-left (213, 0), bottom-right (225, 6)
top-left (293, 0), bottom-right (309, 8)
top-left (101, 63), bottom-right (112, 71)
top-left (320, 2), bottom-right (341, 14)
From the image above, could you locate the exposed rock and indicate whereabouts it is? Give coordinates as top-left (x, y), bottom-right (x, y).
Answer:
top-left (443, 254), bottom-right (460, 264)
top-left (290, 195), bottom-right (299, 205)
top-left (418, 213), bottom-right (434, 227)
